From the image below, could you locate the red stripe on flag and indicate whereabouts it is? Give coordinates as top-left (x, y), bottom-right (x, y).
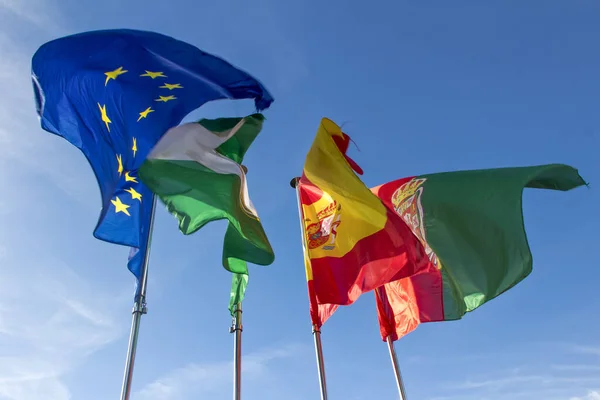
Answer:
top-left (331, 133), bottom-right (363, 175)
top-left (307, 279), bottom-right (339, 327)
top-left (376, 265), bottom-right (444, 341)
top-left (373, 176), bottom-right (445, 341)
top-left (310, 208), bottom-right (430, 306)
top-left (298, 175), bottom-right (324, 206)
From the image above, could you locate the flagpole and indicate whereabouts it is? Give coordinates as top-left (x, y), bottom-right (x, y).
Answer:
top-left (230, 302), bottom-right (243, 400)
top-left (386, 337), bottom-right (408, 400)
top-left (120, 195), bottom-right (157, 400)
top-left (312, 324), bottom-right (329, 400)
top-left (291, 177), bottom-right (329, 400)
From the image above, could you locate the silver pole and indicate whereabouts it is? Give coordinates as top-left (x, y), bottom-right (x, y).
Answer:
top-left (386, 336), bottom-right (408, 400)
top-left (230, 302), bottom-right (243, 400)
top-left (312, 325), bottom-right (329, 400)
top-left (119, 195), bottom-right (157, 400)
top-left (290, 177), bottom-right (329, 400)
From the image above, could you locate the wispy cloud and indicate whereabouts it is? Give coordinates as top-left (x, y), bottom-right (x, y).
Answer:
top-left (552, 364), bottom-right (600, 372)
top-left (430, 372), bottom-right (600, 400)
top-left (409, 340), bottom-right (600, 367)
top-left (0, 253), bottom-right (127, 400)
top-left (136, 343), bottom-right (308, 400)
top-left (0, 7), bottom-right (136, 400)
top-left (450, 373), bottom-right (600, 390)
top-left (573, 345), bottom-right (600, 357)
top-left (418, 342), bottom-right (600, 400)
top-left (0, 18), bottom-right (98, 211)
top-left (448, 373), bottom-right (546, 390)
top-left (0, 0), bottom-right (64, 30)
top-left (570, 391), bottom-right (600, 400)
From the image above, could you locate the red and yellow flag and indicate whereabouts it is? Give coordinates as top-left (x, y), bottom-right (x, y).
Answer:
top-left (371, 164), bottom-right (586, 341)
top-left (298, 118), bottom-right (429, 327)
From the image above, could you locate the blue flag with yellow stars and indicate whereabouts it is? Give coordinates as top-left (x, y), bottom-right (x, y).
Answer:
top-left (31, 29), bottom-right (274, 296)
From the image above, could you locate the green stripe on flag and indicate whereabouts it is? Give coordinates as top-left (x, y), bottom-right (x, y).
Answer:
top-left (417, 164), bottom-right (587, 320)
top-left (139, 113), bottom-right (274, 315)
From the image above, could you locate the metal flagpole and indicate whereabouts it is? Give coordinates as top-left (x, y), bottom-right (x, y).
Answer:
top-left (230, 302), bottom-right (243, 400)
top-left (119, 195), bottom-right (158, 400)
top-left (386, 337), bottom-right (408, 400)
top-left (291, 177), bottom-right (329, 400)
top-left (312, 324), bottom-right (329, 400)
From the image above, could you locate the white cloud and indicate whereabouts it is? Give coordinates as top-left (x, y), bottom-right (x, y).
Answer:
top-left (449, 374), bottom-right (545, 390)
top-left (552, 364), bottom-right (600, 372)
top-left (0, 0), bottom-right (63, 29)
top-left (0, 254), bottom-right (126, 400)
top-left (0, 22), bottom-right (99, 212)
top-left (428, 344), bottom-right (600, 400)
top-left (570, 391), bottom-right (600, 400)
top-left (573, 346), bottom-right (600, 357)
top-left (0, 10), bottom-right (136, 400)
top-left (449, 373), bottom-right (600, 391)
top-left (136, 343), bottom-right (307, 400)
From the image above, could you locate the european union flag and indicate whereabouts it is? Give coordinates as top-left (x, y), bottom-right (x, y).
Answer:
top-left (31, 29), bottom-right (273, 295)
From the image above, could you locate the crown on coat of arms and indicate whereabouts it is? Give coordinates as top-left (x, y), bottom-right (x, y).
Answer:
top-left (392, 178), bottom-right (427, 208)
top-left (317, 200), bottom-right (339, 220)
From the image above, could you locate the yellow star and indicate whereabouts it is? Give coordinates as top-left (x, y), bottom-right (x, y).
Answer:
top-left (125, 187), bottom-right (142, 202)
top-left (116, 154), bottom-right (123, 177)
top-left (104, 66), bottom-right (128, 86)
top-left (140, 71), bottom-right (166, 79)
top-left (125, 171), bottom-right (138, 183)
top-left (132, 138), bottom-right (138, 157)
top-left (159, 83), bottom-right (183, 90)
top-left (155, 95), bottom-right (177, 103)
top-left (98, 103), bottom-right (111, 132)
top-left (111, 196), bottom-right (131, 216)
top-left (137, 107), bottom-right (154, 122)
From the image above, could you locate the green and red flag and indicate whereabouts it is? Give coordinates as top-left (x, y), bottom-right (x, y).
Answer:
top-left (371, 164), bottom-right (587, 341)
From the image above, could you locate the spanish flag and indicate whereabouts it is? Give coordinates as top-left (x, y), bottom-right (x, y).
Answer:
top-left (298, 118), bottom-right (429, 327)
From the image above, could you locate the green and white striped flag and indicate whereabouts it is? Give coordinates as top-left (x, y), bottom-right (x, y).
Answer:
top-left (139, 113), bottom-right (274, 313)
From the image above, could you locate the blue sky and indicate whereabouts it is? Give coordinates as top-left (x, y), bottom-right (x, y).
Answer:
top-left (0, 0), bottom-right (599, 399)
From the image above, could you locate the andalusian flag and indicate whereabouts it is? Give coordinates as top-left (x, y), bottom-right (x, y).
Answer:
top-left (372, 165), bottom-right (587, 341)
top-left (298, 118), bottom-right (429, 327)
top-left (139, 114), bottom-right (275, 312)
